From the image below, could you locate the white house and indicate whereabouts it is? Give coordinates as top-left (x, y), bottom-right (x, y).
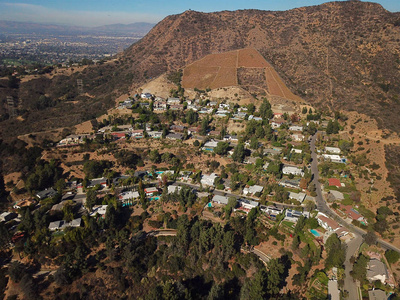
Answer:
top-left (282, 166), bottom-right (304, 177)
top-left (322, 154), bottom-right (345, 164)
top-left (90, 205), bottom-right (108, 217)
top-left (201, 173), bottom-right (218, 187)
top-left (48, 218), bottom-right (82, 231)
top-left (119, 191), bottom-right (140, 201)
top-left (238, 199), bottom-right (259, 210)
top-left (212, 195), bottom-right (230, 205)
top-left (243, 185), bottom-right (264, 196)
top-left (289, 125), bottom-right (303, 132)
top-left (167, 185), bottom-right (182, 194)
top-left (291, 134), bottom-right (305, 142)
top-left (167, 97), bottom-right (181, 105)
top-left (325, 147), bottom-right (341, 154)
top-left (288, 192), bottom-right (306, 203)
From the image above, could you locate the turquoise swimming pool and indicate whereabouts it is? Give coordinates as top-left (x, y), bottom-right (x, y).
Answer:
top-left (310, 229), bottom-right (321, 237)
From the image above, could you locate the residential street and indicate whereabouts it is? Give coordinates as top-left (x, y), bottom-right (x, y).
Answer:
top-left (343, 235), bottom-right (363, 300)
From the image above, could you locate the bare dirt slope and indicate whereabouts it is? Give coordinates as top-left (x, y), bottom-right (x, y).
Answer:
top-left (182, 48), bottom-right (303, 102)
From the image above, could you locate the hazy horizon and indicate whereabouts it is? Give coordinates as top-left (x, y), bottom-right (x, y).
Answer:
top-left (0, 0), bottom-right (399, 27)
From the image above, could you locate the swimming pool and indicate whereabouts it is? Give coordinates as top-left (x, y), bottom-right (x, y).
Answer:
top-left (310, 229), bottom-right (321, 237)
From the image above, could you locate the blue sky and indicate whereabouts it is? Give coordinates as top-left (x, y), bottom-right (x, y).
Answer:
top-left (0, 0), bottom-right (399, 27)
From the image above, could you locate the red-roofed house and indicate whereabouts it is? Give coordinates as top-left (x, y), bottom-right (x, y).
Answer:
top-left (329, 178), bottom-right (341, 188)
top-left (339, 204), bottom-right (367, 224)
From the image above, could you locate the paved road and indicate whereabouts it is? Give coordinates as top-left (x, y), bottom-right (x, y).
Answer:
top-left (343, 235), bottom-right (363, 300)
top-left (310, 133), bottom-right (361, 300)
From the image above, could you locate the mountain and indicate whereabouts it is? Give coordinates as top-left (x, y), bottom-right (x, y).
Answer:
top-left (117, 1), bottom-right (400, 131)
top-left (0, 20), bottom-right (155, 36)
top-left (2, 1), bottom-right (400, 135)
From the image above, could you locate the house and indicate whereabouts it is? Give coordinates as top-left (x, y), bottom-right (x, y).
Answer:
top-left (111, 131), bottom-right (128, 140)
top-left (119, 191), bottom-right (140, 201)
top-left (367, 259), bottom-right (388, 284)
top-left (368, 289), bottom-right (388, 300)
top-left (144, 187), bottom-right (159, 196)
top-left (282, 166), bottom-right (304, 177)
top-left (284, 209), bottom-right (305, 222)
top-left (288, 192), bottom-right (306, 203)
top-left (131, 129), bottom-right (144, 138)
top-left (339, 205), bottom-right (367, 224)
top-left (48, 218), bottom-right (82, 231)
top-left (292, 148), bottom-right (303, 154)
top-left (188, 126), bottom-right (201, 135)
top-left (170, 125), bottom-right (185, 132)
top-left (325, 147), bottom-right (341, 154)
top-left (208, 130), bottom-right (221, 137)
top-left (154, 100), bottom-right (167, 111)
top-left (289, 125), bottom-right (303, 132)
top-left (90, 205), bottom-right (108, 217)
top-left (328, 190), bottom-right (344, 201)
top-left (329, 178), bottom-right (342, 188)
top-left (36, 188), bottom-right (58, 199)
top-left (141, 93), bottom-right (152, 99)
top-left (167, 185), bottom-right (182, 194)
top-left (237, 199), bottom-right (259, 211)
top-left (279, 179), bottom-right (301, 189)
top-left (0, 212), bottom-right (17, 222)
top-left (270, 118), bottom-right (285, 128)
top-left (264, 148), bottom-right (282, 156)
top-left (323, 154), bottom-right (346, 164)
top-left (201, 173), bottom-right (218, 187)
top-left (291, 134), bottom-right (305, 142)
top-left (243, 185), bottom-right (264, 196)
top-left (212, 195), bottom-right (230, 205)
top-left (167, 97), bottom-right (180, 105)
top-left (148, 131), bottom-right (162, 138)
top-left (317, 213), bottom-right (341, 231)
top-left (87, 177), bottom-right (108, 189)
top-left (134, 170), bottom-right (147, 178)
top-left (166, 133), bottom-right (183, 140)
top-left (13, 199), bottom-right (36, 209)
top-left (260, 206), bottom-right (283, 220)
top-left (170, 104), bottom-right (184, 110)
top-left (157, 170), bottom-right (175, 179)
top-left (203, 140), bottom-right (219, 151)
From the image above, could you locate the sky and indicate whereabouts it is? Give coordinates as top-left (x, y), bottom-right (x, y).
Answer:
top-left (0, 0), bottom-right (399, 27)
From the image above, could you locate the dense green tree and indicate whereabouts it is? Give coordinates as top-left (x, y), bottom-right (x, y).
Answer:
top-left (325, 233), bottom-right (346, 269)
top-left (214, 142), bottom-right (230, 155)
top-left (385, 250), bottom-right (400, 265)
top-left (232, 143), bottom-right (245, 163)
top-left (351, 254), bottom-right (368, 283)
top-left (86, 189), bottom-right (97, 210)
top-left (259, 99), bottom-right (273, 120)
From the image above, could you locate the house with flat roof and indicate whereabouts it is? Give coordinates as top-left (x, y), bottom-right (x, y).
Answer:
top-left (119, 191), bottom-right (140, 201)
top-left (288, 192), bottom-right (306, 203)
top-left (284, 209), bottom-right (305, 222)
top-left (90, 205), bottom-right (108, 217)
top-left (201, 173), bottom-right (218, 187)
top-left (282, 165), bottom-right (304, 177)
top-left (237, 199), bottom-right (259, 212)
top-left (36, 188), bottom-right (58, 199)
top-left (167, 185), bottom-right (182, 194)
top-left (325, 147), bottom-right (341, 154)
top-left (243, 185), bottom-right (263, 196)
top-left (212, 195), bottom-right (230, 205)
top-left (203, 140), bottom-right (219, 151)
top-left (279, 179), bottom-right (301, 189)
top-left (144, 187), bottom-right (159, 196)
top-left (87, 177), bottom-right (108, 189)
top-left (323, 154), bottom-right (346, 164)
top-left (48, 218), bottom-right (82, 231)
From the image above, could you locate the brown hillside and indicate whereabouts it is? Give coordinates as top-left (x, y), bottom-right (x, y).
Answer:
top-left (1, 1), bottom-right (400, 138)
top-left (182, 48), bottom-right (301, 102)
